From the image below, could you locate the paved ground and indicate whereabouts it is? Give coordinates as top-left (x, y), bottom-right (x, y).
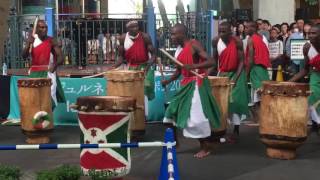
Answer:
top-left (0, 123), bottom-right (320, 180)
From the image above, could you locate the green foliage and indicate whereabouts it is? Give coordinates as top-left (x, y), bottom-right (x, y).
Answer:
top-left (36, 164), bottom-right (81, 180)
top-left (0, 164), bottom-right (21, 180)
top-left (36, 170), bottom-right (57, 180)
top-left (87, 169), bottom-right (119, 180)
top-left (54, 164), bottom-right (81, 180)
top-left (305, 0), bottom-right (318, 5)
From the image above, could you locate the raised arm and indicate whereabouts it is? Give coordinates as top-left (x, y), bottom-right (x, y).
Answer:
top-left (208, 37), bottom-right (219, 75)
top-left (186, 42), bottom-right (214, 70)
top-left (112, 34), bottom-right (125, 69)
top-left (22, 34), bottom-right (34, 59)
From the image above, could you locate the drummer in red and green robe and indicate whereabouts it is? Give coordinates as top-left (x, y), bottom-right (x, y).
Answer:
top-left (112, 20), bottom-right (155, 102)
top-left (162, 24), bottom-right (221, 159)
top-left (289, 24), bottom-right (320, 134)
top-left (245, 21), bottom-right (271, 115)
top-left (22, 20), bottom-right (65, 109)
top-left (211, 22), bottom-right (249, 136)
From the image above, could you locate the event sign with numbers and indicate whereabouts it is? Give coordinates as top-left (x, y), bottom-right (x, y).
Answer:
top-left (290, 39), bottom-right (309, 60)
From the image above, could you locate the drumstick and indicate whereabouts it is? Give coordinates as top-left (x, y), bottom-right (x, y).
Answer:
top-left (157, 57), bottom-right (168, 102)
top-left (82, 71), bottom-right (108, 78)
top-left (82, 66), bottom-right (118, 78)
top-left (29, 16), bottom-right (39, 54)
top-left (312, 99), bottom-right (320, 109)
top-left (159, 48), bottom-right (204, 79)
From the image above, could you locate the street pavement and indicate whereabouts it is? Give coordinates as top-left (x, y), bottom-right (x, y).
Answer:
top-left (0, 123), bottom-right (320, 180)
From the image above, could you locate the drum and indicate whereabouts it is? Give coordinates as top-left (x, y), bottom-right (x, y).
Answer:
top-left (72, 96), bottom-right (136, 177)
top-left (105, 70), bottom-right (145, 134)
top-left (260, 81), bottom-right (309, 160)
top-left (18, 78), bottom-right (53, 144)
top-left (208, 76), bottom-right (230, 137)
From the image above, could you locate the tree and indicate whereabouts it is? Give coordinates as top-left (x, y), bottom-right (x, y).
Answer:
top-left (157, 0), bottom-right (171, 29)
top-left (305, 0), bottom-right (318, 5)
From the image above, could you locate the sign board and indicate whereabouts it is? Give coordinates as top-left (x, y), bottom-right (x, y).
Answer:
top-left (268, 41), bottom-right (282, 59)
top-left (54, 78), bottom-right (107, 125)
top-left (290, 39), bottom-right (309, 60)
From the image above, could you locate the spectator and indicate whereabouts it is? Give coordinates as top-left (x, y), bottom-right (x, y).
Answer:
top-left (236, 23), bottom-right (246, 40)
top-left (296, 18), bottom-right (305, 36)
top-left (285, 22), bottom-right (304, 74)
top-left (268, 27), bottom-right (284, 80)
top-left (280, 22), bottom-right (289, 42)
top-left (304, 22), bottom-right (312, 39)
top-left (259, 19), bottom-right (271, 40)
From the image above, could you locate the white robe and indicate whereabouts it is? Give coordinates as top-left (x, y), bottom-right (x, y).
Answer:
top-left (164, 45), bottom-right (211, 138)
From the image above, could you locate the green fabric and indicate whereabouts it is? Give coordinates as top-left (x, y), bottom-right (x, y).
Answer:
top-left (249, 65), bottom-right (270, 89)
top-left (29, 71), bottom-right (66, 103)
top-left (223, 71), bottom-right (250, 115)
top-left (309, 71), bottom-right (320, 113)
top-left (198, 78), bottom-right (221, 128)
top-left (165, 77), bottom-right (221, 129)
top-left (128, 64), bottom-right (155, 100)
top-left (7, 76), bottom-right (24, 120)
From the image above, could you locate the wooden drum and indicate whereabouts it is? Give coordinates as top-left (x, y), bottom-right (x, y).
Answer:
top-left (208, 76), bottom-right (230, 137)
top-left (260, 81), bottom-right (309, 160)
top-left (72, 96), bottom-right (136, 177)
top-left (18, 78), bottom-right (53, 144)
top-left (105, 70), bottom-right (145, 133)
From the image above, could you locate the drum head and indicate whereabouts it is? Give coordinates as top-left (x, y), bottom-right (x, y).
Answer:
top-left (74, 96), bottom-right (136, 112)
top-left (18, 78), bottom-right (52, 87)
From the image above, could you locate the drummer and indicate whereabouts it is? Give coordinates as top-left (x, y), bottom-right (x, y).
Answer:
top-left (22, 20), bottom-right (65, 109)
top-left (162, 23), bottom-right (221, 159)
top-left (244, 21), bottom-right (271, 120)
top-left (111, 20), bottom-right (156, 102)
top-left (210, 22), bottom-right (250, 136)
top-left (289, 24), bottom-right (320, 134)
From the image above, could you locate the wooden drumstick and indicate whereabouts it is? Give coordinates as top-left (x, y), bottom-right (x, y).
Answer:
top-left (157, 57), bottom-right (168, 102)
top-left (82, 66), bottom-right (116, 78)
top-left (312, 99), bottom-right (320, 109)
top-left (159, 48), bottom-right (204, 79)
top-left (82, 71), bottom-right (108, 78)
top-left (29, 16), bottom-right (39, 54)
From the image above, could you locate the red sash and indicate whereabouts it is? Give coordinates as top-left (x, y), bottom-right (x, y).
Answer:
top-left (177, 40), bottom-right (206, 86)
top-left (31, 37), bottom-right (53, 72)
top-left (245, 34), bottom-right (270, 68)
top-left (219, 38), bottom-right (239, 72)
top-left (309, 54), bottom-right (320, 71)
top-left (124, 33), bottom-right (149, 65)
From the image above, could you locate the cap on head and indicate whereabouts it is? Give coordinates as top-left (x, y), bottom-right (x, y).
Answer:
top-left (126, 20), bottom-right (138, 28)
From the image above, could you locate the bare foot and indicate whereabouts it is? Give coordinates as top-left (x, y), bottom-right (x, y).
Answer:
top-left (194, 149), bottom-right (211, 159)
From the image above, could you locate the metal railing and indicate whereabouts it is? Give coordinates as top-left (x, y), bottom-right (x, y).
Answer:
top-left (4, 12), bottom-right (212, 69)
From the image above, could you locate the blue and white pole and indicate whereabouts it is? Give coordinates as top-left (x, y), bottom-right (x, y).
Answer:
top-left (0, 142), bottom-right (175, 150)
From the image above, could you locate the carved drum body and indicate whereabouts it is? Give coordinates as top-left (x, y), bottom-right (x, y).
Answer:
top-left (18, 78), bottom-right (53, 144)
top-left (260, 81), bottom-right (309, 160)
top-left (73, 96), bottom-right (135, 178)
top-left (105, 70), bottom-right (145, 133)
top-left (208, 76), bottom-right (230, 137)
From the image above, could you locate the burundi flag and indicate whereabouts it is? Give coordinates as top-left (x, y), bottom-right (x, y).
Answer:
top-left (78, 111), bottom-right (131, 177)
